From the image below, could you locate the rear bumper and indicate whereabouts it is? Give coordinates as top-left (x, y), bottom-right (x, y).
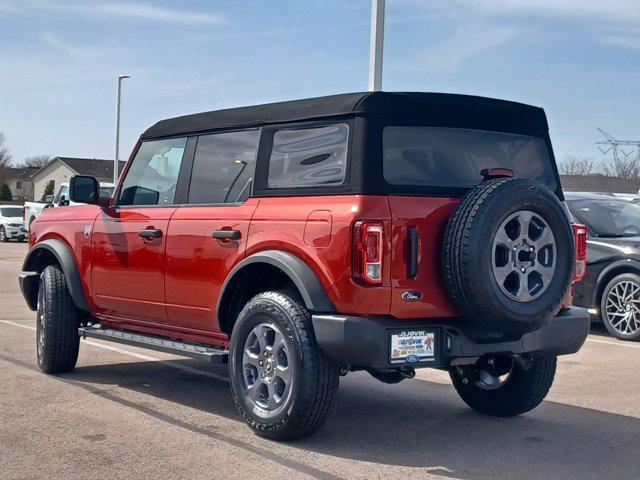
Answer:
top-left (311, 307), bottom-right (590, 370)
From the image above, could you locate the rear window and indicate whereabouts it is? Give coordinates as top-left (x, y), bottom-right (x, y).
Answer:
top-left (268, 124), bottom-right (348, 188)
top-left (0, 207), bottom-right (22, 217)
top-left (383, 127), bottom-right (556, 190)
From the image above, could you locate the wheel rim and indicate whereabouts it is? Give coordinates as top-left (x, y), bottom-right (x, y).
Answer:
top-left (604, 280), bottom-right (640, 335)
top-left (241, 322), bottom-right (293, 418)
top-left (492, 210), bottom-right (556, 302)
top-left (0, 228), bottom-right (5, 241)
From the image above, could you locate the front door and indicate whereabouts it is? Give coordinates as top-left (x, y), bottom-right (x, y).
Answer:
top-left (91, 136), bottom-right (189, 325)
top-left (164, 129), bottom-right (261, 334)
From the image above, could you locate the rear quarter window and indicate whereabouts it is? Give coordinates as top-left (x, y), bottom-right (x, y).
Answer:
top-left (267, 123), bottom-right (349, 188)
top-left (383, 127), bottom-right (556, 190)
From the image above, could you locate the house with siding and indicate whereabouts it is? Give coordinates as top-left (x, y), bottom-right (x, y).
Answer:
top-left (0, 167), bottom-right (39, 201)
top-left (32, 157), bottom-right (125, 201)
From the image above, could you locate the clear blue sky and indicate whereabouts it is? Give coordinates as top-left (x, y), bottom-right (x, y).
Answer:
top-left (1, 0), bottom-right (638, 166)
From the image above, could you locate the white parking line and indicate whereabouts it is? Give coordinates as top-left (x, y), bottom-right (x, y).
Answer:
top-left (0, 319), bottom-right (228, 382)
top-left (2, 319), bottom-right (636, 384)
top-left (586, 337), bottom-right (640, 349)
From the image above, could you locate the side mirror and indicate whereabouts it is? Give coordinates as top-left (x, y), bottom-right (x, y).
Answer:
top-left (44, 195), bottom-right (54, 204)
top-left (69, 175), bottom-right (100, 205)
top-left (59, 195), bottom-right (69, 207)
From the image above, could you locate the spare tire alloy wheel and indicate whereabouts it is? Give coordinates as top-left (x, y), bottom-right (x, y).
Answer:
top-left (442, 178), bottom-right (574, 337)
top-left (242, 322), bottom-right (294, 418)
top-left (492, 210), bottom-right (556, 302)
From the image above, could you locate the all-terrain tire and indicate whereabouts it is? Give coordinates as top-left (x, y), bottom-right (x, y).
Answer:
top-left (36, 265), bottom-right (80, 374)
top-left (450, 356), bottom-right (557, 416)
top-left (442, 178), bottom-right (574, 337)
top-left (229, 291), bottom-right (339, 440)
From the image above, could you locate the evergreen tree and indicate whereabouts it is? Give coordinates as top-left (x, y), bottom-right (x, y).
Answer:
top-left (0, 183), bottom-right (12, 201)
top-left (41, 180), bottom-right (55, 201)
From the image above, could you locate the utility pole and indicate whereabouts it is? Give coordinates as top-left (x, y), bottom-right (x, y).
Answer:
top-left (368, 0), bottom-right (385, 91)
top-left (114, 74), bottom-right (130, 184)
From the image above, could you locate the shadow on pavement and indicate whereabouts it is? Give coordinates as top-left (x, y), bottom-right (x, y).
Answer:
top-left (69, 358), bottom-right (640, 480)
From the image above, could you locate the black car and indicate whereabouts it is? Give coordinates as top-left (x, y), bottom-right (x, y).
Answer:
top-left (567, 192), bottom-right (640, 340)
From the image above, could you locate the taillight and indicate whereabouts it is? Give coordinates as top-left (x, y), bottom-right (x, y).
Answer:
top-left (572, 223), bottom-right (587, 282)
top-left (353, 221), bottom-right (383, 285)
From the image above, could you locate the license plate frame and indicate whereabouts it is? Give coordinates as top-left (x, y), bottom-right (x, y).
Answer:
top-left (388, 328), bottom-right (439, 365)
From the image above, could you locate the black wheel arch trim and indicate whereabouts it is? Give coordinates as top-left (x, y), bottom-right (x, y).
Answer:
top-left (20, 239), bottom-right (90, 312)
top-left (594, 258), bottom-right (640, 305)
top-left (216, 250), bottom-right (335, 322)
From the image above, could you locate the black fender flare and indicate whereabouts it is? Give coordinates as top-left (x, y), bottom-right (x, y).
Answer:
top-left (216, 250), bottom-right (335, 321)
top-left (20, 238), bottom-right (90, 311)
top-left (594, 258), bottom-right (640, 305)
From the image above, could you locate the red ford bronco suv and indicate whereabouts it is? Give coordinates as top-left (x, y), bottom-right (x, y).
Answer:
top-left (20, 92), bottom-right (590, 440)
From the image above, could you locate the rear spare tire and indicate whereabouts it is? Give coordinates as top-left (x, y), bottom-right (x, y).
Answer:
top-left (442, 178), bottom-right (573, 337)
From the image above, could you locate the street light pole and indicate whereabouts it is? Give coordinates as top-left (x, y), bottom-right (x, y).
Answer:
top-left (114, 74), bottom-right (130, 184)
top-left (368, 0), bottom-right (385, 91)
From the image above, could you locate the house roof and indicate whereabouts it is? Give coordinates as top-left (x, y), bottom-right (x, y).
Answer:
top-left (34, 157), bottom-right (126, 181)
top-left (141, 91), bottom-right (548, 140)
top-left (2, 167), bottom-right (39, 180)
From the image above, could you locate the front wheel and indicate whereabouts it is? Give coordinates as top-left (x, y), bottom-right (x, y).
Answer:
top-left (0, 226), bottom-right (8, 242)
top-left (449, 355), bottom-right (556, 416)
top-left (229, 291), bottom-right (339, 440)
top-left (36, 265), bottom-right (80, 373)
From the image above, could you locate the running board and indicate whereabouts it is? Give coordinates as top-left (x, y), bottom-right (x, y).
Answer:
top-left (78, 327), bottom-right (228, 364)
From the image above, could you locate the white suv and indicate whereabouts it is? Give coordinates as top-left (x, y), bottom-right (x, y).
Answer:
top-left (0, 205), bottom-right (27, 242)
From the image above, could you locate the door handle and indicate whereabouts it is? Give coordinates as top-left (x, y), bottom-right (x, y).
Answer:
top-left (407, 226), bottom-right (418, 279)
top-left (212, 229), bottom-right (241, 240)
top-left (138, 229), bottom-right (162, 239)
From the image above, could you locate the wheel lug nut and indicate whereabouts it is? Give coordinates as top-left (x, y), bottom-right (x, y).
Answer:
top-left (520, 267), bottom-right (526, 273)
top-left (529, 247), bottom-right (534, 252)
top-left (259, 361), bottom-right (263, 366)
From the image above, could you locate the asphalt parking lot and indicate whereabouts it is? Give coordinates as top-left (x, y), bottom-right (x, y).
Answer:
top-left (2, 241), bottom-right (640, 480)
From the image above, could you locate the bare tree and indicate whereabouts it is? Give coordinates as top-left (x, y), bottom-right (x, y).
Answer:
top-left (0, 132), bottom-right (12, 182)
top-left (22, 155), bottom-right (51, 168)
top-left (602, 155), bottom-right (640, 179)
top-left (559, 156), bottom-right (597, 176)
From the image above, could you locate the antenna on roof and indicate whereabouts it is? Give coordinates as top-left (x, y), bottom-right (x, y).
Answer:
top-left (368, 0), bottom-right (385, 92)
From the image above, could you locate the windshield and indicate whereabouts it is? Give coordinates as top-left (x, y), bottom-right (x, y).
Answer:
top-left (0, 207), bottom-right (23, 217)
top-left (568, 199), bottom-right (640, 237)
top-left (383, 127), bottom-right (557, 190)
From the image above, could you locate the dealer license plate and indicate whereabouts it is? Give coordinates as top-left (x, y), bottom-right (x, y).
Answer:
top-left (390, 329), bottom-right (436, 364)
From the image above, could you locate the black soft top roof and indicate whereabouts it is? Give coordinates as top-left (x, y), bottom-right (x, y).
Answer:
top-left (141, 91), bottom-right (548, 140)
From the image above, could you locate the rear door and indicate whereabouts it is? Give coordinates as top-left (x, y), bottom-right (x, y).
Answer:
top-left (165, 129), bottom-right (261, 334)
top-left (383, 126), bottom-right (558, 319)
top-left (91, 136), bottom-right (190, 324)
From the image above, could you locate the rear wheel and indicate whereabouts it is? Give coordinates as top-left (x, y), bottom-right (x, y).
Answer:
top-left (600, 273), bottom-right (640, 341)
top-left (36, 265), bottom-right (80, 374)
top-left (449, 355), bottom-right (556, 416)
top-left (229, 291), bottom-right (339, 440)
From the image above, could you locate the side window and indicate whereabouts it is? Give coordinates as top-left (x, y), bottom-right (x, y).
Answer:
top-left (188, 130), bottom-right (260, 204)
top-left (54, 185), bottom-right (68, 203)
top-left (267, 123), bottom-right (349, 188)
top-left (118, 137), bottom-right (187, 206)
